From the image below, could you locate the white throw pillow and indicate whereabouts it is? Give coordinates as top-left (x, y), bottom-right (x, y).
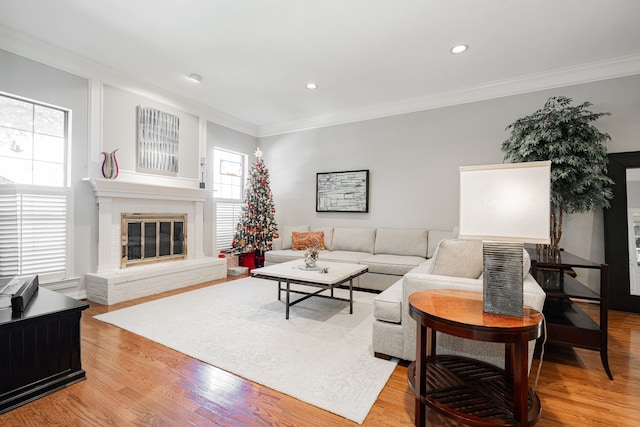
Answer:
top-left (431, 239), bottom-right (484, 279)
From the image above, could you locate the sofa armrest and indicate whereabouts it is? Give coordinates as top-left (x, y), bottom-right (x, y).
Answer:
top-left (400, 272), bottom-right (545, 372)
top-left (402, 273), bottom-right (482, 303)
top-left (403, 272), bottom-right (545, 313)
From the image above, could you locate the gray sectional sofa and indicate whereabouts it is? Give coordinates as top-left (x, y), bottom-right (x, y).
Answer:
top-left (267, 228), bottom-right (546, 373)
top-left (372, 238), bottom-right (546, 372)
top-left (265, 225), bottom-right (458, 292)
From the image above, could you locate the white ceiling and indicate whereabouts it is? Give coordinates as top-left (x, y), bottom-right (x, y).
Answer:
top-left (1, 0), bottom-right (640, 136)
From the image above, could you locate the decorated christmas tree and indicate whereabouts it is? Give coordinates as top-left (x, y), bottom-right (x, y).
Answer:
top-left (232, 147), bottom-right (278, 267)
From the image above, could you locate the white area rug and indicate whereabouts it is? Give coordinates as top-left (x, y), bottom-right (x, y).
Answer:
top-left (94, 277), bottom-right (398, 423)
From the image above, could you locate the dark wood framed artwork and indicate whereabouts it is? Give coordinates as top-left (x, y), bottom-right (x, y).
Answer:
top-left (316, 170), bottom-right (369, 213)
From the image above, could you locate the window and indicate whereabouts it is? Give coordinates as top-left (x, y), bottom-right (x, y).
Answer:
top-left (213, 148), bottom-right (246, 251)
top-left (0, 94), bottom-right (67, 186)
top-left (213, 147), bottom-right (245, 200)
top-left (0, 93), bottom-right (70, 280)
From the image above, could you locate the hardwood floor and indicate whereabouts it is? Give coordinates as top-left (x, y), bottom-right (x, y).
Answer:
top-left (2, 276), bottom-right (639, 426)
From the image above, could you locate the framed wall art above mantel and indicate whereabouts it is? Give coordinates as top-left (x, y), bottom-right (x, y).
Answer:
top-left (136, 105), bottom-right (179, 175)
top-left (316, 169), bottom-right (369, 213)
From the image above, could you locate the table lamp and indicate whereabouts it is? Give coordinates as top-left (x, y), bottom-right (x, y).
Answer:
top-left (459, 161), bottom-right (551, 317)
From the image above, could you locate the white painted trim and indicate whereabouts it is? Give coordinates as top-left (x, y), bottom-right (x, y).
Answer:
top-left (629, 209), bottom-right (640, 296)
top-left (0, 24), bottom-right (258, 137)
top-left (86, 178), bottom-right (209, 202)
top-left (258, 54), bottom-right (640, 137)
top-left (3, 23), bottom-right (640, 139)
top-left (41, 277), bottom-right (84, 299)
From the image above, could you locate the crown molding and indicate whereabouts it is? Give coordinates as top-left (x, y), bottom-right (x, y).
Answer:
top-left (258, 54), bottom-right (640, 137)
top-left (3, 24), bottom-right (639, 140)
top-left (0, 25), bottom-right (259, 137)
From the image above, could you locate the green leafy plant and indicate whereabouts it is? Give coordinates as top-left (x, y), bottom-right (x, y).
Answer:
top-left (502, 96), bottom-right (614, 253)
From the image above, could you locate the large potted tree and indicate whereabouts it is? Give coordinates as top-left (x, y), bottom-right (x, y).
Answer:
top-left (501, 96), bottom-right (614, 255)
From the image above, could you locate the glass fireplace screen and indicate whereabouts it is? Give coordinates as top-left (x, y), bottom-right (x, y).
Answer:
top-left (121, 213), bottom-right (187, 268)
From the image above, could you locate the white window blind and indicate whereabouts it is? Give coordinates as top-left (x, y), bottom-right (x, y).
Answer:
top-left (0, 186), bottom-right (69, 278)
top-left (216, 202), bottom-right (243, 251)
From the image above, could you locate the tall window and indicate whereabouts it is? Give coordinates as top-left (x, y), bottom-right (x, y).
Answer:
top-left (213, 148), bottom-right (246, 251)
top-left (0, 93), bottom-right (70, 280)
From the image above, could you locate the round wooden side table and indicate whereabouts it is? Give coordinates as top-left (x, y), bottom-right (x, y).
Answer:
top-left (407, 289), bottom-right (543, 427)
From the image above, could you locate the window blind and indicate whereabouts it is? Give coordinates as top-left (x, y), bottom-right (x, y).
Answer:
top-left (215, 202), bottom-right (243, 251)
top-left (0, 186), bottom-right (69, 278)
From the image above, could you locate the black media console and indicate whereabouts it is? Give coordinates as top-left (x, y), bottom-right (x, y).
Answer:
top-left (0, 287), bottom-right (89, 413)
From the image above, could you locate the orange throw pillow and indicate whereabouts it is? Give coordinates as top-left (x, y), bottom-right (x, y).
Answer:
top-left (291, 231), bottom-right (325, 250)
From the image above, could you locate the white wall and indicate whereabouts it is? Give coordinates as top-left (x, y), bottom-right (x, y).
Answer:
top-left (261, 74), bottom-right (640, 291)
top-left (3, 44), bottom-right (640, 294)
top-left (0, 48), bottom-right (93, 291)
top-left (101, 85), bottom-right (201, 186)
top-left (203, 121), bottom-right (258, 255)
top-left (0, 48), bottom-right (236, 293)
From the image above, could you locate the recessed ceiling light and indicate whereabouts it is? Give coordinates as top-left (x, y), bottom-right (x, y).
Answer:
top-left (188, 73), bottom-right (202, 83)
top-left (450, 44), bottom-right (468, 54)
top-left (306, 83), bottom-right (318, 90)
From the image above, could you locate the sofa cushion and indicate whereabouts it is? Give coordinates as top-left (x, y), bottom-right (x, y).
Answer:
top-left (373, 279), bottom-right (403, 324)
top-left (431, 239), bottom-right (483, 279)
top-left (361, 254), bottom-right (425, 275)
top-left (374, 228), bottom-right (428, 258)
top-left (281, 225), bottom-right (310, 249)
top-left (291, 231), bottom-right (325, 250)
top-left (320, 251), bottom-right (372, 264)
top-left (310, 226), bottom-right (334, 250)
top-left (427, 228), bottom-right (457, 258)
top-left (332, 227), bottom-right (376, 253)
top-left (264, 249), bottom-right (307, 263)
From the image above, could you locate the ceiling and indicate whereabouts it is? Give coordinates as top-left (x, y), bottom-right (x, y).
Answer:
top-left (1, 0), bottom-right (640, 136)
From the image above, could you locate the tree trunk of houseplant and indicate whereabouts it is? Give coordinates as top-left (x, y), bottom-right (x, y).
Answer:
top-left (547, 208), bottom-right (563, 258)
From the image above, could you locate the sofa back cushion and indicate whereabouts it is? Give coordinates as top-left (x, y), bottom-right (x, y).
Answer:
top-left (281, 225), bottom-right (310, 249)
top-left (310, 227), bottom-right (334, 250)
top-left (332, 227), bottom-right (376, 253)
top-left (427, 228), bottom-right (458, 258)
top-left (431, 239), bottom-right (484, 279)
top-left (374, 228), bottom-right (429, 258)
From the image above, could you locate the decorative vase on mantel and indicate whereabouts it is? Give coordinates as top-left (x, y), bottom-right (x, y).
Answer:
top-left (101, 149), bottom-right (119, 179)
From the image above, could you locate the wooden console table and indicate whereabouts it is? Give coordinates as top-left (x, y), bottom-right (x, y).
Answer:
top-left (0, 288), bottom-right (89, 413)
top-left (408, 289), bottom-right (543, 427)
top-left (527, 248), bottom-right (612, 380)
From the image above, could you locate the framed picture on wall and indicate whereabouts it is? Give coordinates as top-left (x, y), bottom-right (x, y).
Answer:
top-left (316, 170), bottom-right (369, 213)
top-left (136, 105), bottom-right (179, 175)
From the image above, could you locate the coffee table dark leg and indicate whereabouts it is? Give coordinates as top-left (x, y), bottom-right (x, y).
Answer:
top-left (349, 278), bottom-right (353, 314)
top-left (286, 280), bottom-right (290, 319)
top-left (278, 280), bottom-right (281, 301)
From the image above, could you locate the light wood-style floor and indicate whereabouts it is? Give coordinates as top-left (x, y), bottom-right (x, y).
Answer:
top-left (2, 276), bottom-right (639, 426)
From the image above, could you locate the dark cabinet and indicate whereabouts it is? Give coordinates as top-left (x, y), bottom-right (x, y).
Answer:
top-left (0, 288), bottom-right (89, 413)
top-left (528, 248), bottom-right (612, 380)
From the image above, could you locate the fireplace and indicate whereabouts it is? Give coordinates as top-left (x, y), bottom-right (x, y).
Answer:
top-left (84, 179), bottom-right (227, 305)
top-left (121, 213), bottom-right (187, 268)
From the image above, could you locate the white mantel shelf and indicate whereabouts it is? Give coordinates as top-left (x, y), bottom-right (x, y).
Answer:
top-left (84, 178), bottom-right (209, 203)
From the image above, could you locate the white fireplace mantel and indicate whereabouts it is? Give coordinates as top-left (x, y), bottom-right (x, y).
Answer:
top-left (85, 178), bottom-right (209, 203)
top-left (85, 178), bottom-right (210, 272)
top-left (84, 178), bottom-right (226, 305)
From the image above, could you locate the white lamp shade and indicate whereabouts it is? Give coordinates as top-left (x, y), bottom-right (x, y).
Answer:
top-left (459, 161), bottom-right (551, 244)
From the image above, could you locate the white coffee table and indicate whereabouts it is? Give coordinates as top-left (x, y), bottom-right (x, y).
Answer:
top-left (251, 260), bottom-right (368, 319)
